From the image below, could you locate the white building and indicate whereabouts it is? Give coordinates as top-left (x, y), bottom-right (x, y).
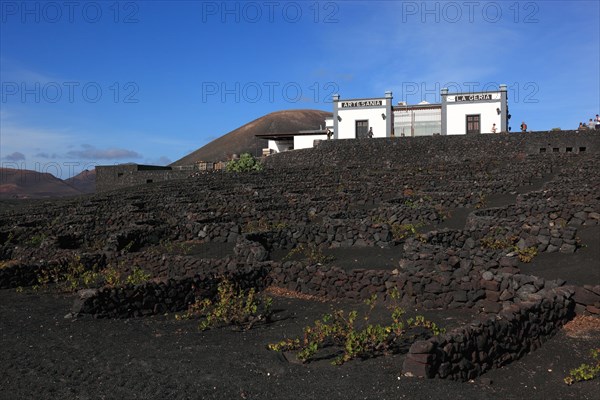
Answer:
top-left (258, 129), bottom-right (330, 154)
top-left (332, 91), bottom-right (394, 139)
top-left (260, 84), bottom-right (509, 153)
top-left (442, 85), bottom-right (508, 135)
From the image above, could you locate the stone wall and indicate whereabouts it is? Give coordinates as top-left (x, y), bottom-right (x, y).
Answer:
top-left (72, 264), bottom-right (272, 318)
top-left (402, 285), bottom-right (575, 381)
top-left (94, 131), bottom-right (600, 193)
top-left (264, 131), bottom-right (600, 170)
top-left (96, 164), bottom-right (190, 193)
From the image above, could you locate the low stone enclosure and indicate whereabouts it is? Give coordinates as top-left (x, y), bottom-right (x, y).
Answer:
top-left (1, 130), bottom-right (599, 381)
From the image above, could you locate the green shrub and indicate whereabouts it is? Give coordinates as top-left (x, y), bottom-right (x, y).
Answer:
top-left (268, 289), bottom-right (444, 365)
top-left (226, 153), bottom-right (263, 172)
top-left (283, 244), bottom-right (334, 265)
top-left (565, 348), bottom-right (600, 385)
top-left (242, 219), bottom-right (288, 233)
top-left (31, 260), bottom-right (150, 292)
top-left (176, 279), bottom-right (273, 331)
top-left (480, 234), bottom-right (519, 250)
top-left (515, 246), bottom-right (538, 263)
top-left (27, 233), bottom-right (46, 248)
top-left (390, 223), bottom-right (423, 241)
top-left (101, 266), bottom-right (122, 287)
top-left (125, 267), bottom-right (151, 285)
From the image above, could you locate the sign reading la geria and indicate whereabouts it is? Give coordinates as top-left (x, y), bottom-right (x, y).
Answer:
top-left (449, 93), bottom-right (500, 102)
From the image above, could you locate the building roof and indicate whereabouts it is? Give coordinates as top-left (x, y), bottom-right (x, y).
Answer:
top-left (393, 103), bottom-right (442, 111)
top-left (255, 129), bottom-right (328, 141)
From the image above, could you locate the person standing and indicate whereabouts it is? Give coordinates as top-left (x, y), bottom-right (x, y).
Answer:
top-left (588, 119), bottom-right (595, 130)
top-left (595, 114), bottom-right (600, 130)
top-left (368, 127), bottom-right (373, 138)
top-left (491, 123), bottom-right (497, 133)
top-left (520, 121), bottom-right (527, 133)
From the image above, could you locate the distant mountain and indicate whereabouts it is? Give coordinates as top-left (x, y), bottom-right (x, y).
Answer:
top-left (0, 168), bottom-right (85, 199)
top-left (65, 169), bottom-right (96, 194)
top-left (171, 109), bottom-right (332, 165)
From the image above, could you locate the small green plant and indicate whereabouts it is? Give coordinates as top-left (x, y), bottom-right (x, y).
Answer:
top-left (242, 219), bottom-right (289, 233)
top-left (3, 232), bottom-right (14, 245)
top-left (0, 260), bottom-right (14, 270)
top-left (515, 246), bottom-right (538, 263)
top-left (125, 267), bottom-right (151, 285)
top-left (33, 256), bottom-right (100, 292)
top-left (390, 223), bottom-right (423, 241)
top-left (101, 266), bottom-right (122, 287)
top-left (564, 348), bottom-right (600, 385)
top-left (268, 289), bottom-right (444, 365)
top-left (283, 244), bottom-right (334, 265)
top-left (81, 270), bottom-right (100, 288)
top-left (36, 265), bottom-right (62, 287)
top-left (157, 239), bottom-right (193, 255)
top-left (31, 259), bottom-right (150, 292)
top-left (480, 235), bottom-right (519, 250)
top-left (474, 193), bottom-right (487, 209)
top-left (27, 233), bottom-right (46, 248)
top-left (434, 204), bottom-right (451, 221)
top-left (226, 153), bottom-right (263, 173)
top-left (403, 195), bottom-right (433, 209)
top-left (122, 240), bottom-right (135, 254)
top-left (176, 279), bottom-right (273, 331)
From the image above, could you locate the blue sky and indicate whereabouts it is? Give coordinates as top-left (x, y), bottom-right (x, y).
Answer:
top-left (1, 0), bottom-right (599, 178)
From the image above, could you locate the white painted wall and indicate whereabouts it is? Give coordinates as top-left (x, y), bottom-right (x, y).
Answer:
top-left (294, 135), bottom-right (326, 150)
top-left (325, 118), bottom-right (334, 130)
top-left (336, 98), bottom-right (390, 139)
top-left (268, 139), bottom-right (293, 153)
top-left (446, 101), bottom-right (502, 135)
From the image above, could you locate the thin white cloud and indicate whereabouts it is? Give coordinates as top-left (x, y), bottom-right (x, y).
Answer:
top-left (0, 58), bottom-right (59, 84)
top-left (1, 120), bottom-right (74, 154)
top-left (66, 145), bottom-right (142, 160)
top-left (35, 152), bottom-right (60, 159)
top-left (144, 156), bottom-right (172, 166)
top-left (316, 3), bottom-right (522, 100)
top-left (3, 151), bottom-right (26, 161)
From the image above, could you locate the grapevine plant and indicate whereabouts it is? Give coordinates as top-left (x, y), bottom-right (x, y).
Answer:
top-left (268, 288), bottom-right (445, 365)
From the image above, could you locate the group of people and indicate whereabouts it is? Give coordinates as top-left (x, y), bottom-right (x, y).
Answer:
top-left (578, 114), bottom-right (600, 130)
top-left (490, 121), bottom-right (527, 133)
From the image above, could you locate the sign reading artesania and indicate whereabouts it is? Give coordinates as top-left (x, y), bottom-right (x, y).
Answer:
top-left (454, 94), bottom-right (494, 102)
top-left (340, 99), bottom-right (384, 108)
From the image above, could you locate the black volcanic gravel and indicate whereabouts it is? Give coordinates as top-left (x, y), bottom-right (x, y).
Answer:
top-left (1, 289), bottom-right (598, 400)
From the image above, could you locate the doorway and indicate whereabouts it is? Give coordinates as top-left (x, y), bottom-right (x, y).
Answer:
top-left (356, 120), bottom-right (369, 138)
top-left (466, 114), bottom-right (481, 134)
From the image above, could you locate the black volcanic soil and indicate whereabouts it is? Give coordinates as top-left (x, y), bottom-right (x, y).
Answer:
top-left (270, 246), bottom-right (405, 271)
top-left (518, 225), bottom-right (600, 286)
top-left (1, 288), bottom-right (598, 400)
top-left (2, 144), bottom-right (599, 399)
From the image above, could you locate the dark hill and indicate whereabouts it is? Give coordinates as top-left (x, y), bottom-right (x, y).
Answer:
top-left (171, 109), bottom-right (332, 165)
top-left (65, 169), bottom-right (96, 194)
top-left (0, 168), bottom-right (83, 199)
